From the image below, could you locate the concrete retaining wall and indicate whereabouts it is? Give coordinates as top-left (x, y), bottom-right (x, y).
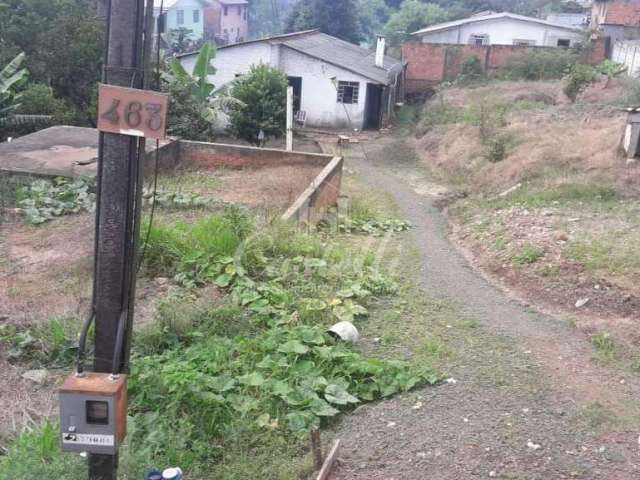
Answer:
top-left (282, 156), bottom-right (344, 224)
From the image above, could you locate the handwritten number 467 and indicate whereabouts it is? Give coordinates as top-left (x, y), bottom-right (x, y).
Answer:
top-left (101, 99), bottom-right (163, 131)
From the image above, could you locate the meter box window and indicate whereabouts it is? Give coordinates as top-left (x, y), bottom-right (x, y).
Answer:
top-left (59, 373), bottom-right (127, 455)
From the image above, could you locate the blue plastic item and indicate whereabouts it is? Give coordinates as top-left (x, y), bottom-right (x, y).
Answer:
top-left (144, 469), bottom-right (163, 480)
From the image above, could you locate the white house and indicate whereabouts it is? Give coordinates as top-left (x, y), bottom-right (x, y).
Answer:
top-left (412, 12), bottom-right (584, 47)
top-left (177, 30), bottom-right (405, 130)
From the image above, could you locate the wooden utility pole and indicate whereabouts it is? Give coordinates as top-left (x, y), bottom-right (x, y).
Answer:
top-left (90, 0), bottom-right (145, 478)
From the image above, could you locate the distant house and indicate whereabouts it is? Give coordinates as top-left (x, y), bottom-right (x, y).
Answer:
top-left (178, 30), bottom-right (405, 130)
top-left (205, 0), bottom-right (249, 45)
top-left (155, 0), bottom-right (248, 44)
top-left (412, 11), bottom-right (584, 47)
top-left (591, 0), bottom-right (640, 43)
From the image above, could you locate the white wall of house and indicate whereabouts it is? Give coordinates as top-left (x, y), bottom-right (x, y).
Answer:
top-left (418, 18), bottom-right (583, 47)
top-left (279, 48), bottom-right (371, 129)
top-left (181, 42), bottom-right (274, 87)
top-left (180, 43), bottom-right (378, 129)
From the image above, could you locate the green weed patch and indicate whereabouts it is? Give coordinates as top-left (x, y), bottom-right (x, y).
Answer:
top-left (484, 183), bottom-right (619, 210)
top-left (16, 177), bottom-right (95, 224)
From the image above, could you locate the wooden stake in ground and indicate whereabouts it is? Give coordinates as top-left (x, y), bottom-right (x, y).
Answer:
top-left (316, 439), bottom-right (341, 480)
top-left (310, 427), bottom-right (323, 470)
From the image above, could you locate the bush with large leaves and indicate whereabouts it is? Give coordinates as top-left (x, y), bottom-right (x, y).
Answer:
top-left (227, 64), bottom-right (287, 146)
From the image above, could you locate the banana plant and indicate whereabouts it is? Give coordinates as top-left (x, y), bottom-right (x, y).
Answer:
top-left (0, 52), bottom-right (51, 129)
top-left (163, 42), bottom-right (242, 123)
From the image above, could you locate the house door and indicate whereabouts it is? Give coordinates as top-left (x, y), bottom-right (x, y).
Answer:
top-left (287, 76), bottom-right (302, 112)
top-left (364, 83), bottom-right (383, 130)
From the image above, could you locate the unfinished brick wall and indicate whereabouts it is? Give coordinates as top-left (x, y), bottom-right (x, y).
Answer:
top-left (402, 38), bottom-right (610, 93)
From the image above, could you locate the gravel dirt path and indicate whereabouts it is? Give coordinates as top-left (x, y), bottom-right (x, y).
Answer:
top-left (328, 138), bottom-right (640, 480)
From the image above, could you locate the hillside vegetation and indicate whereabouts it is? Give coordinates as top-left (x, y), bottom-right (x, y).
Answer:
top-left (405, 76), bottom-right (640, 371)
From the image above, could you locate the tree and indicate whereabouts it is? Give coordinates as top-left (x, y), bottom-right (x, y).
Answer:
top-left (248, 0), bottom-right (298, 38)
top-left (359, 0), bottom-right (392, 46)
top-left (166, 27), bottom-right (202, 55)
top-left (383, 1), bottom-right (451, 47)
top-left (0, 53), bottom-right (52, 140)
top-left (0, 0), bottom-right (103, 127)
top-left (227, 64), bottom-right (287, 146)
top-left (162, 43), bottom-right (237, 140)
top-left (286, 0), bottom-right (362, 43)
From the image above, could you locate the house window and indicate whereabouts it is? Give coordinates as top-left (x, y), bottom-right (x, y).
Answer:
top-left (470, 34), bottom-right (489, 46)
top-left (243, 7), bottom-right (247, 20)
top-left (238, 5), bottom-right (242, 15)
top-left (193, 9), bottom-right (200, 23)
top-left (513, 39), bottom-right (536, 46)
top-left (224, 6), bottom-right (228, 15)
top-left (337, 81), bottom-right (360, 104)
top-left (557, 39), bottom-right (571, 47)
top-left (176, 9), bottom-right (184, 25)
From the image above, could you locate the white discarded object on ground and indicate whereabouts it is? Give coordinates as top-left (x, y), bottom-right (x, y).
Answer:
top-left (162, 467), bottom-right (183, 480)
top-left (498, 183), bottom-right (522, 198)
top-left (327, 321), bottom-right (359, 343)
top-left (527, 440), bottom-right (542, 450)
top-left (575, 298), bottom-right (590, 308)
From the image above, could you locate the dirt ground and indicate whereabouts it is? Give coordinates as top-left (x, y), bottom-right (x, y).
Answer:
top-left (171, 164), bottom-right (323, 209)
top-left (324, 137), bottom-right (640, 480)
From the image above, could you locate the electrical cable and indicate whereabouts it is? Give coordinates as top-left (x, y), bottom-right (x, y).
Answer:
top-left (110, 0), bottom-right (148, 375)
top-left (136, 0), bottom-right (163, 275)
top-left (111, 310), bottom-right (128, 375)
top-left (76, 0), bottom-right (113, 375)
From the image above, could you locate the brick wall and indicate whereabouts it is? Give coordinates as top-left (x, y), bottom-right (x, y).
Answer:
top-left (178, 141), bottom-right (333, 169)
top-left (402, 38), bottom-right (610, 93)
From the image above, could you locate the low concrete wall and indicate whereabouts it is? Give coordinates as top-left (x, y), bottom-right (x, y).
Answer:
top-left (282, 156), bottom-right (344, 224)
top-left (178, 140), bottom-right (334, 169)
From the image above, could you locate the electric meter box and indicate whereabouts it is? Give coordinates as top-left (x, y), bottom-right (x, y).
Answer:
top-left (59, 373), bottom-right (127, 455)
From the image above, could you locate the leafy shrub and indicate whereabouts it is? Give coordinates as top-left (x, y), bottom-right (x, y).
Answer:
top-left (16, 177), bottom-right (95, 224)
top-left (500, 49), bottom-right (579, 80)
top-left (227, 64), bottom-right (287, 145)
top-left (483, 133), bottom-right (514, 163)
top-left (563, 63), bottom-right (597, 101)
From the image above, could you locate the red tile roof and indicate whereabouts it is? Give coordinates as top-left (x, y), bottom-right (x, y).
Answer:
top-left (604, 1), bottom-right (640, 26)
